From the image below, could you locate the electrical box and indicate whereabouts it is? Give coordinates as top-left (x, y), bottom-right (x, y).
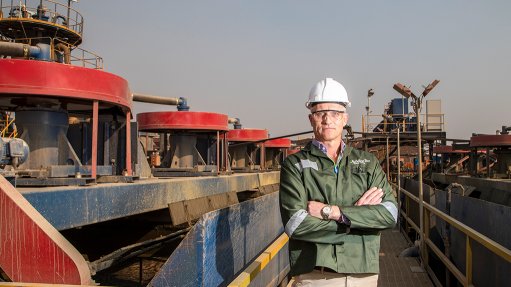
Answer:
top-left (426, 99), bottom-right (442, 131)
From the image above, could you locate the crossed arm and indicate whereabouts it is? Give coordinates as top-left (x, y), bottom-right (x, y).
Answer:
top-left (307, 187), bottom-right (384, 221)
top-left (280, 157), bottom-right (397, 243)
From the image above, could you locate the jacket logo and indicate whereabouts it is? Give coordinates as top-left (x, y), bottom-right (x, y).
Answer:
top-left (295, 159), bottom-right (319, 171)
top-left (351, 159), bottom-right (370, 165)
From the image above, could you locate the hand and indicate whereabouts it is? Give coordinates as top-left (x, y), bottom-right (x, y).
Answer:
top-left (307, 201), bottom-right (325, 219)
top-left (307, 201), bottom-right (341, 221)
top-left (355, 187), bottom-right (383, 206)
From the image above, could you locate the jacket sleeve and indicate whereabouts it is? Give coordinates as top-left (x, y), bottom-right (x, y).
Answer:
top-left (340, 154), bottom-right (398, 230)
top-left (279, 158), bottom-right (349, 244)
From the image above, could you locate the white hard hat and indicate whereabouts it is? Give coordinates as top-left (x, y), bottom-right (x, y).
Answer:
top-left (306, 78), bottom-right (351, 108)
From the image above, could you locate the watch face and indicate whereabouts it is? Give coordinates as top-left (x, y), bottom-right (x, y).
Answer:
top-left (321, 205), bottom-right (332, 219)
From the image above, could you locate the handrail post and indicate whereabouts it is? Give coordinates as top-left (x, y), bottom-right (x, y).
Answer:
top-left (397, 127), bottom-right (401, 230)
top-left (424, 208), bottom-right (430, 267)
top-left (466, 236), bottom-right (472, 287)
top-left (405, 193), bottom-right (410, 233)
top-left (445, 187), bottom-right (452, 287)
top-left (416, 100), bottom-right (425, 266)
top-left (386, 135), bottom-right (390, 181)
top-left (66, 0), bottom-right (70, 28)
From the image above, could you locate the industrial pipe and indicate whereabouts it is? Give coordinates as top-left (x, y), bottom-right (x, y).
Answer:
top-left (54, 43), bottom-right (71, 64)
top-left (132, 93), bottom-right (189, 111)
top-left (229, 130), bottom-right (313, 147)
top-left (0, 42), bottom-right (30, 58)
top-left (0, 42), bottom-right (51, 61)
top-left (228, 117), bottom-right (242, 129)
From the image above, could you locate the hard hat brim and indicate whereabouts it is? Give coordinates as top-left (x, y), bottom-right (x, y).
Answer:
top-left (306, 101), bottom-right (351, 109)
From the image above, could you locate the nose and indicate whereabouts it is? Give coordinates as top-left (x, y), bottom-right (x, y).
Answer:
top-left (322, 115), bottom-right (333, 124)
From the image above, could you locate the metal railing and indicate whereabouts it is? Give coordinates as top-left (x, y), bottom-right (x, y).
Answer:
top-left (394, 182), bottom-right (511, 287)
top-left (2, 36), bottom-right (103, 69)
top-left (0, 112), bottom-right (17, 138)
top-left (67, 42), bottom-right (104, 70)
top-left (0, 0), bottom-right (83, 36)
top-left (362, 113), bottom-right (445, 134)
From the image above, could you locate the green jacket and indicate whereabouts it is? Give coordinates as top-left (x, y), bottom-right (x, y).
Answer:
top-left (279, 142), bottom-right (397, 276)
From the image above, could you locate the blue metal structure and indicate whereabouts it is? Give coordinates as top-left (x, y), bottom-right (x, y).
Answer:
top-left (20, 172), bottom-right (280, 230)
top-left (150, 192), bottom-right (289, 287)
top-left (391, 98), bottom-right (408, 116)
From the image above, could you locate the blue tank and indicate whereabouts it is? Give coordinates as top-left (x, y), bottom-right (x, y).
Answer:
top-left (391, 98), bottom-right (409, 116)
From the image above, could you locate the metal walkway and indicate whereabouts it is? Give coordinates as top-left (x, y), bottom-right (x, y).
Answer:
top-left (378, 228), bottom-right (433, 287)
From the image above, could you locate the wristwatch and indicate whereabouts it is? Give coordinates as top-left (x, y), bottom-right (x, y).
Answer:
top-left (320, 205), bottom-right (332, 220)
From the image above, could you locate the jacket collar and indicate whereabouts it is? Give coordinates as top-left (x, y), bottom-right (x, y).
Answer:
top-left (304, 139), bottom-right (351, 162)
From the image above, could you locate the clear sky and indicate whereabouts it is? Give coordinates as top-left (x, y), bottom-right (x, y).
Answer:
top-left (77, 1), bottom-right (510, 140)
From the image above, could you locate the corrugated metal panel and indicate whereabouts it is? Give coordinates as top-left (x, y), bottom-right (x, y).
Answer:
top-left (150, 192), bottom-right (289, 287)
top-left (403, 178), bottom-right (436, 228)
top-left (450, 194), bottom-right (511, 287)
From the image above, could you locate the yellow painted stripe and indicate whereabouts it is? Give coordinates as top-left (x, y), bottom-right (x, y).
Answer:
top-left (228, 233), bottom-right (289, 287)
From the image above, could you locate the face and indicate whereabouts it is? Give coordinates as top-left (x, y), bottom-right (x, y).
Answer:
top-left (308, 103), bottom-right (348, 142)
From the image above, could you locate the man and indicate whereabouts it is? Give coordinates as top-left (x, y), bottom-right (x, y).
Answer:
top-left (279, 78), bottom-right (398, 286)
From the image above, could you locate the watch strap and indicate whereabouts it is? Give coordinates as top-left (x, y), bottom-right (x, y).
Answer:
top-left (338, 213), bottom-right (351, 226)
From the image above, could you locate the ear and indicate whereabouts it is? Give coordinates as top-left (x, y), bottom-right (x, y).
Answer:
top-left (308, 114), bottom-right (314, 127)
top-left (340, 113), bottom-right (349, 126)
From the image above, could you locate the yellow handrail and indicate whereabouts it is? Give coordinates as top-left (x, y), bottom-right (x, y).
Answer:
top-left (0, 0), bottom-right (84, 35)
top-left (393, 183), bottom-right (511, 287)
top-left (0, 116), bottom-right (16, 138)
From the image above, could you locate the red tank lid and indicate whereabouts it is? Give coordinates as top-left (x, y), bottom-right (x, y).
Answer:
top-left (470, 134), bottom-right (511, 147)
top-left (432, 145), bottom-right (469, 154)
top-left (264, 138), bottom-right (291, 148)
top-left (0, 59), bottom-right (131, 110)
top-left (137, 111), bottom-right (229, 131)
top-left (227, 129), bottom-right (268, 142)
